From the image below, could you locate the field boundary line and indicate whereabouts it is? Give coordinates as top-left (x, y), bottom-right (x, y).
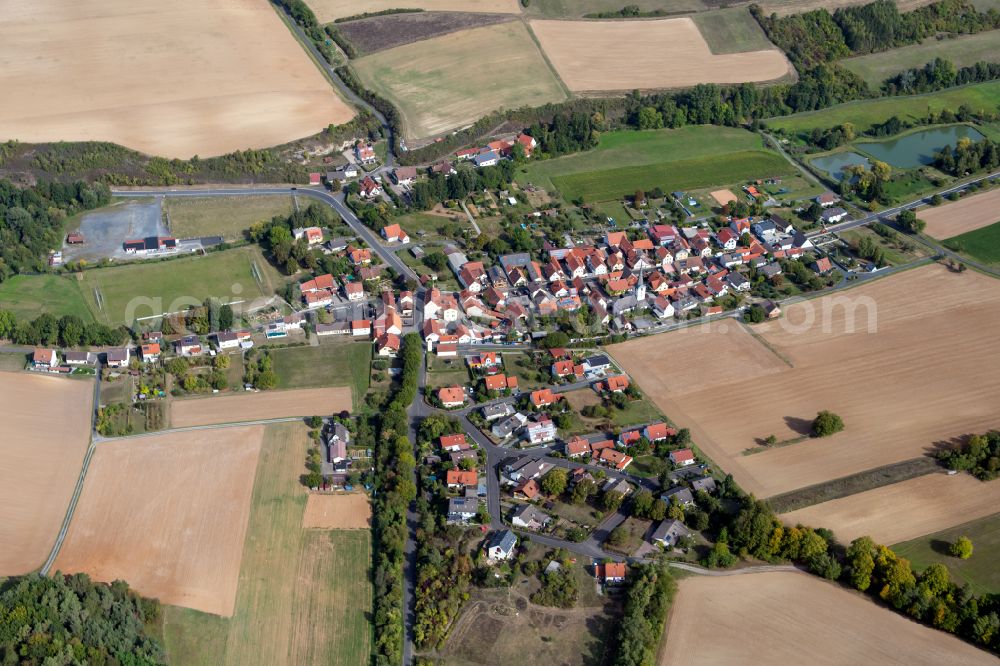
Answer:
top-left (521, 19), bottom-right (573, 100)
top-left (268, 2), bottom-right (354, 107)
top-left (739, 320), bottom-right (793, 368)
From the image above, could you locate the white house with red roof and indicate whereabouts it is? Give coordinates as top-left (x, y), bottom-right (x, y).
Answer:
top-left (669, 448), bottom-right (696, 466)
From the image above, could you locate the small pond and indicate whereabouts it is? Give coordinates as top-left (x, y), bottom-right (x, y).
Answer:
top-left (810, 151), bottom-right (871, 181)
top-left (856, 125), bottom-right (985, 169)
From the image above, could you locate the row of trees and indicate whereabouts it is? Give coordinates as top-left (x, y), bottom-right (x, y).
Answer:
top-left (883, 57), bottom-right (1000, 95)
top-left (0, 178), bottom-right (111, 282)
top-left (613, 560), bottom-right (677, 666)
top-left (371, 333), bottom-right (420, 664)
top-left (0, 573), bottom-right (164, 664)
top-left (0, 310), bottom-right (128, 348)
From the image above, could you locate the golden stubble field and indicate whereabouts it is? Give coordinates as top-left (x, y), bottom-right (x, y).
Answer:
top-left (609, 265), bottom-right (1000, 498)
top-left (782, 473), bottom-right (1000, 545)
top-left (0, 0), bottom-right (354, 158)
top-left (170, 387), bottom-right (352, 428)
top-left (530, 18), bottom-right (792, 91)
top-left (0, 372), bottom-right (93, 574)
top-left (306, 0), bottom-right (520, 23)
top-left (52, 427), bottom-right (264, 616)
top-left (918, 188), bottom-right (1000, 239)
top-left (660, 572), bottom-right (997, 665)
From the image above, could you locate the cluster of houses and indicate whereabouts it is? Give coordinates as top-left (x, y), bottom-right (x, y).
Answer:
top-left (414, 210), bottom-right (815, 352)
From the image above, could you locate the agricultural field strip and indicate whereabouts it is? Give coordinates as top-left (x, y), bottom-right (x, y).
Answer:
top-left (0, 0), bottom-right (354, 158)
top-left (918, 187), bottom-right (1000, 238)
top-left (305, 0), bottom-right (520, 23)
top-left (609, 265), bottom-right (1000, 498)
top-left (841, 30), bottom-right (1000, 86)
top-left (529, 18), bottom-right (793, 91)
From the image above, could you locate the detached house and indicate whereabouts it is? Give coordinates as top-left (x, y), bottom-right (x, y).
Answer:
top-left (438, 386), bottom-right (466, 408)
top-left (106, 348), bottom-right (131, 367)
top-left (32, 348), bottom-right (58, 368)
top-left (382, 224), bottom-right (409, 244)
top-left (669, 448), bottom-right (696, 467)
top-left (486, 530), bottom-right (518, 561)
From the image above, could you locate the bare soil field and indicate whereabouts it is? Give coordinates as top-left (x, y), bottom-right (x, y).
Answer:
top-left (529, 18), bottom-right (793, 91)
top-left (337, 11), bottom-right (516, 55)
top-left (302, 493), bottom-right (372, 529)
top-left (710, 189), bottom-right (738, 206)
top-left (170, 387), bottom-right (351, 428)
top-left (609, 265), bottom-right (1000, 498)
top-left (0, 373), bottom-right (93, 575)
top-left (660, 571), bottom-right (996, 665)
top-left (782, 473), bottom-right (1000, 545)
top-left (353, 22), bottom-right (566, 139)
top-left (918, 188), bottom-right (1000, 239)
top-left (0, 0), bottom-right (354, 158)
top-left (307, 0), bottom-right (520, 23)
top-left (52, 427), bottom-right (264, 615)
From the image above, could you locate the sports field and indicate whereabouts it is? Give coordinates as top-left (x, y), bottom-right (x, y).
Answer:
top-left (0, 0), bottom-right (354, 158)
top-left (270, 341), bottom-right (371, 406)
top-left (551, 151), bottom-right (793, 202)
top-left (520, 125), bottom-right (766, 189)
top-left (841, 31), bottom-right (1000, 86)
top-left (781, 473), bottom-right (1000, 546)
top-left (80, 246), bottom-right (283, 325)
top-left (660, 572), bottom-right (996, 665)
top-left (920, 187), bottom-right (1000, 238)
top-left (530, 18), bottom-right (791, 91)
top-left (353, 22), bottom-right (567, 139)
top-left (162, 423), bottom-right (373, 665)
top-left (170, 387), bottom-right (352, 428)
top-left (306, 0), bottom-right (519, 23)
top-left (52, 427), bottom-right (264, 615)
top-left (164, 195), bottom-right (295, 241)
top-left (893, 512), bottom-right (1000, 595)
top-left (0, 372), bottom-right (93, 575)
top-left (608, 265), bottom-right (1000, 498)
top-left (0, 274), bottom-right (95, 322)
top-left (765, 81), bottom-right (1000, 135)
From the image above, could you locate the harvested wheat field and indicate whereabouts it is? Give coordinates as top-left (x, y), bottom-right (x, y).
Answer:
top-left (0, 372), bottom-right (93, 574)
top-left (52, 427), bottom-right (264, 615)
top-left (782, 473), bottom-right (1000, 545)
top-left (710, 189), bottom-right (738, 206)
top-left (302, 493), bottom-right (372, 529)
top-left (171, 387), bottom-right (351, 428)
top-left (918, 188), bottom-right (1000, 238)
top-left (306, 0), bottom-right (519, 23)
top-left (0, 0), bottom-right (354, 158)
top-left (530, 19), bottom-right (792, 91)
top-left (660, 571), bottom-right (995, 665)
top-left (609, 265), bottom-right (1000, 498)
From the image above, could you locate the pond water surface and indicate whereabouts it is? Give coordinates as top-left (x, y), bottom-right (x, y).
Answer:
top-left (856, 125), bottom-right (985, 168)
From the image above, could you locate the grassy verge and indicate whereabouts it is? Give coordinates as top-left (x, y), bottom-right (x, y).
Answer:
top-left (766, 457), bottom-right (941, 514)
top-left (0, 274), bottom-right (96, 322)
top-left (162, 422), bottom-right (373, 665)
top-left (551, 150), bottom-right (795, 202)
top-left (892, 512), bottom-right (1000, 595)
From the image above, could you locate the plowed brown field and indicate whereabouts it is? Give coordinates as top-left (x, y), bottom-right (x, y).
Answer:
top-left (610, 265), bottom-right (1000, 498)
top-left (0, 0), bottom-right (354, 158)
top-left (170, 387), bottom-right (351, 428)
top-left (782, 473), bottom-right (1000, 545)
top-left (52, 427), bottom-right (264, 615)
top-left (0, 372), bottom-right (93, 574)
top-left (302, 493), bottom-right (372, 529)
top-left (919, 188), bottom-right (1000, 238)
top-left (530, 18), bottom-right (792, 91)
top-left (660, 572), bottom-right (996, 665)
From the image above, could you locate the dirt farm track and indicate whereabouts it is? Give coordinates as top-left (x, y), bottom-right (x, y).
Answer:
top-left (52, 427), bottom-right (264, 616)
top-left (609, 265), bottom-right (1000, 498)
top-left (660, 572), bottom-right (997, 665)
top-left (0, 372), bottom-right (94, 575)
top-left (170, 387), bottom-right (352, 428)
top-left (0, 0), bottom-right (354, 158)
